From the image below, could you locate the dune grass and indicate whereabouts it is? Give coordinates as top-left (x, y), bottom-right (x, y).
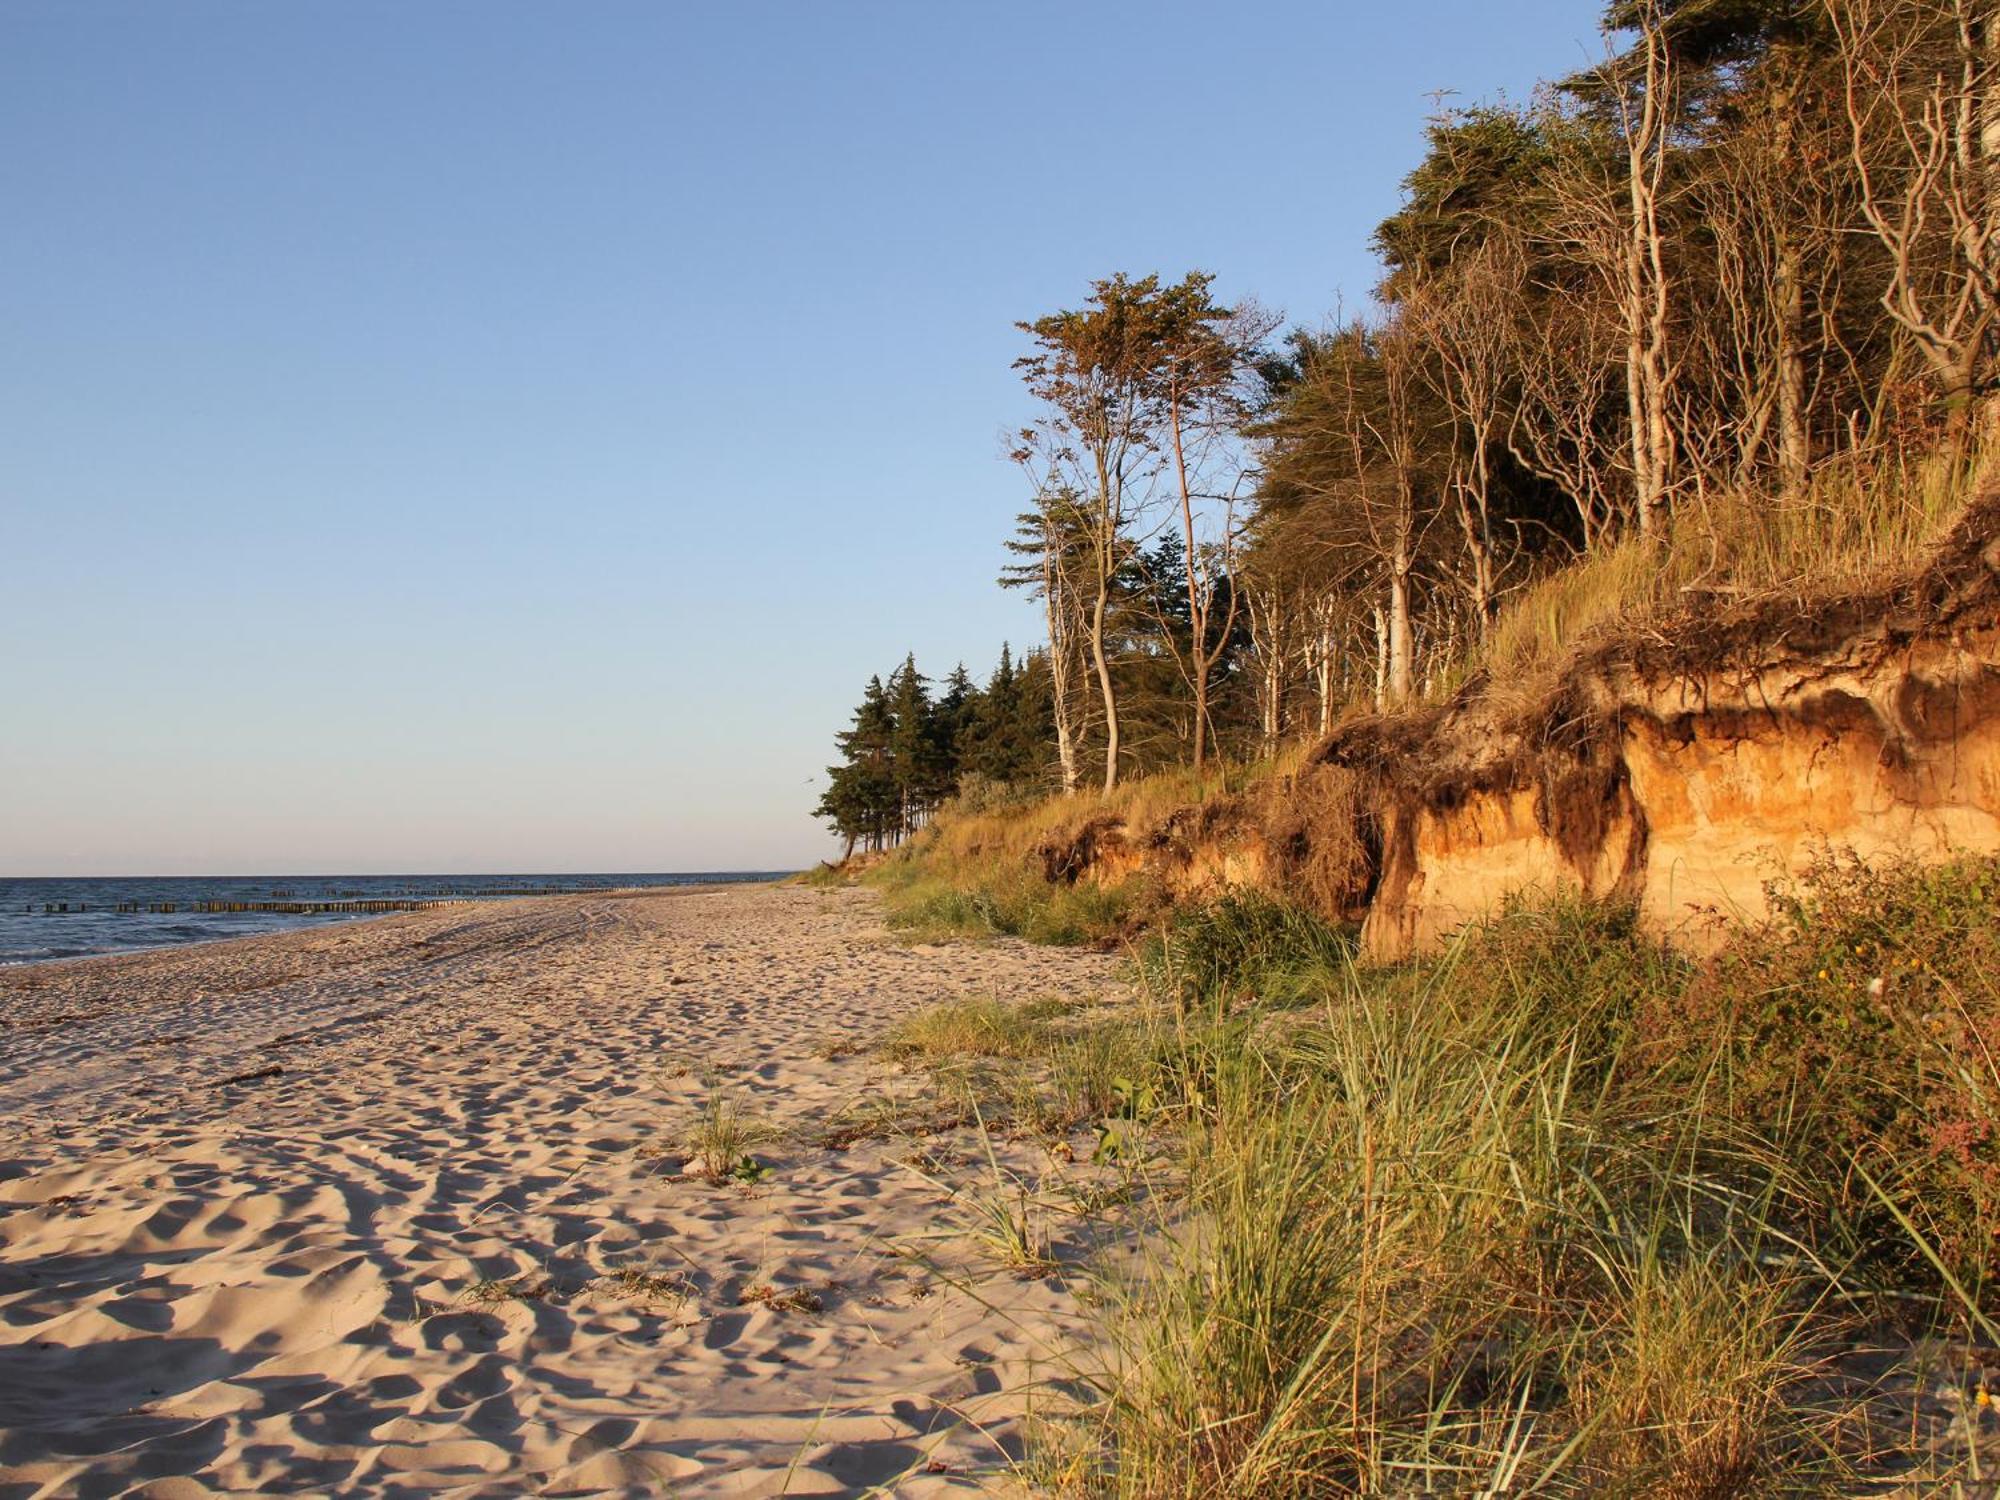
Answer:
top-left (859, 862), bottom-right (2000, 1485)
top-left (881, 985), bottom-right (1165, 1150)
top-left (863, 745), bottom-right (1320, 952)
top-left (1019, 866), bottom-right (2000, 1494)
top-left (874, 858), bottom-right (1147, 948)
top-left (1136, 891), bottom-right (1354, 1018)
top-left (918, 754), bottom-right (1298, 874)
top-left (883, 993), bottom-right (1068, 1062)
top-left (682, 1076), bottom-right (774, 1183)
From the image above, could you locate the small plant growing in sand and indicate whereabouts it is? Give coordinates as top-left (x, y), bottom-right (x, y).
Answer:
top-left (684, 1075), bottom-right (774, 1183)
top-left (955, 1173), bottom-right (1053, 1276)
top-left (601, 1265), bottom-right (693, 1308)
top-left (1090, 1072), bottom-right (1162, 1164)
top-left (461, 1275), bottom-right (551, 1306)
top-left (907, 1112), bottom-right (1057, 1278)
top-left (738, 1282), bottom-right (824, 1314)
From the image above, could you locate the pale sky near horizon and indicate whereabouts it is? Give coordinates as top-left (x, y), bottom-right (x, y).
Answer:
top-left (1, 1), bottom-right (1605, 876)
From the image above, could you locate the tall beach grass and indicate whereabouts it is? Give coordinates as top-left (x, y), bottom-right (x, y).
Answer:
top-left (1053, 868), bottom-right (2000, 1494)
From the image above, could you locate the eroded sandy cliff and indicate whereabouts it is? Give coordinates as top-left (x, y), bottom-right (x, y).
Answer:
top-left (1037, 498), bottom-right (2000, 957)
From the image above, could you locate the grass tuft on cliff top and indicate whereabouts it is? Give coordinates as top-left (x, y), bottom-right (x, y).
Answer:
top-left (1472, 434), bottom-right (1984, 703)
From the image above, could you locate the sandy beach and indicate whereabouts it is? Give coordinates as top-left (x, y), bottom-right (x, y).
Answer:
top-left (0, 884), bottom-right (1129, 1496)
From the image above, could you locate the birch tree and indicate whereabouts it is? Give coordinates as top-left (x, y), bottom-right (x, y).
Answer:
top-left (1831, 0), bottom-right (2000, 436)
top-left (1001, 490), bottom-right (1092, 795)
top-left (1014, 276), bottom-right (1166, 792)
top-left (1153, 274), bottom-right (1275, 770)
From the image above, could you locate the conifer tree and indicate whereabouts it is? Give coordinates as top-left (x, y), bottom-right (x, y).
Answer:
top-left (886, 655), bottom-right (943, 839)
top-left (932, 663), bottom-right (978, 787)
top-left (815, 675), bottom-right (898, 855)
top-left (958, 644), bottom-right (1043, 788)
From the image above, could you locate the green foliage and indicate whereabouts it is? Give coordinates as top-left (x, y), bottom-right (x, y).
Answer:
top-left (1064, 865), bottom-right (2000, 1494)
top-left (1373, 103), bottom-right (1555, 285)
top-left (1638, 853), bottom-right (2000, 1283)
top-left (817, 644), bottom-right (1059, 854)
top-left (876, 860), bottom-right (1143, 949)
top-left (884, 994), bottom-right (1054, 1062)
top-left (1137, 891), bottom-right (1355, 1017)
top-left (683, 1078), bottom-right (773, 1185)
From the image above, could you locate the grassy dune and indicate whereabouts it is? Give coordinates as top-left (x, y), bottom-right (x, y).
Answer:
top-left (875, 864), bottom-right (2000, 1493)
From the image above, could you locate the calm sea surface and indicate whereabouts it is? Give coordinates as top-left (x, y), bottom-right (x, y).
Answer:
top-left (0, 873), bottom-right (789, 965)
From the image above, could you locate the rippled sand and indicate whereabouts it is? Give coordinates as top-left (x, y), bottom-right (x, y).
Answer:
top-left (0, 884), bottom-right (1128, 1495)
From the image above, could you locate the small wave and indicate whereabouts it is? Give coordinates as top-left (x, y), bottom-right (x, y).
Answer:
top-left (0, 945), bottom-right (106, 965)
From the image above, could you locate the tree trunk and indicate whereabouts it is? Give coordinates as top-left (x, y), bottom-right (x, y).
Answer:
top-left (1981, 3), bottom-right (2000, 435)
top-left (1620, 9), bottom-right (1676, 533)
top-left (1246, 585), bottom-right (1287, 753)
top-left (1774, 235), bottom-right (1810, 493)
top-left (1317, 622), bottom-right (1337, 736)
top-left (1090, 577), bottom-right (1120, 793)
top-left (1036, 508), bottom-right (1082, 796)
top-left (1168, 391), bottom-right (1211, 772)
top-left (1262, 649), bottom-right (1283, 748)
top-left (1624, 207), bottom-right (1659, 528)
top-left (1387, 561), bottom-right (1414, 706)
top-left (1456, 444), bottom-right (1498, 638)
top-left (1771, 59), bottom-right (1811, 496)
top-left (1373, 605), bottom-right (1389, 712)
top-left (1053, 702), bottom-right (1078, 795)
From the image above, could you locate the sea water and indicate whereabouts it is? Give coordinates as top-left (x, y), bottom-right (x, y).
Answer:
top-left (0, 872), bottom-right (788, 964)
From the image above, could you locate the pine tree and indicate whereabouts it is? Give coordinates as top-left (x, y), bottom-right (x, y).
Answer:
top-left (815, 674), bottom-right (899, 854)
top-left (932, 663), bottom-right (978, 796)
top-left (886, 655), bottom-right (940, 840)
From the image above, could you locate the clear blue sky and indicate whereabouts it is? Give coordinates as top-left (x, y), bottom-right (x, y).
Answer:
top-left (0, 0), bottom-right (1604, 875)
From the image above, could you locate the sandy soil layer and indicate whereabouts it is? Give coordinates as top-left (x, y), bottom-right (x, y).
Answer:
top-left (0, 885), bottom-right (1129, 1496)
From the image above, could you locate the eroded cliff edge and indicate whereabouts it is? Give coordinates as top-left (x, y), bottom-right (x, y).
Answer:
top-left (1041, 496), bottom-right (2000, 958)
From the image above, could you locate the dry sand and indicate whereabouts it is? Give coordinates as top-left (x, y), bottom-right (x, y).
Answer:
top-left (0, 884), bottom-right (1131, 1496)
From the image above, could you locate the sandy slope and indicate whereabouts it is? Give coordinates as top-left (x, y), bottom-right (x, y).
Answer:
top-left (0, 885), bottom-right (1130, 1496)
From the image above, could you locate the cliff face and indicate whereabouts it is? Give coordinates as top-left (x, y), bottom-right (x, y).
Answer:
top-left (1041, 499), bottom-right (2000, 957)
top-left (1358, 625), bottom-right (2000, 957)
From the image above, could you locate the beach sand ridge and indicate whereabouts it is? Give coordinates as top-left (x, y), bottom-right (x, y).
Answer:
top-left (0, 884), bottom-right (1129, 1496)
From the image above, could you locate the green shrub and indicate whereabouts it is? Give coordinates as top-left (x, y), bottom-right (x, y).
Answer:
top-left (881, 878), bottom-right (1007, 941)
top-left (1138, 892), bottom-right (1355, 1017)
top-left (1077, 873), bottom-right (2000, 1494)
top-left (1637, 853), bottom-right (2000, 1283)
top-left (1041, 1021), bottom-right (1160, 1136)
top-left (878, 862), bottom-right (1146, 947)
